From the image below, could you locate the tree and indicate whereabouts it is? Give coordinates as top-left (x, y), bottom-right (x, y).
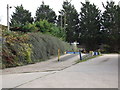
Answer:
top-left (35, 1), bottom-right (57, 23)
top-left (79, 1), bottom-right (101, 51)
top-left (117, 4), bottom-right (120, 52)
top-left (58, 0), bottom-right (79, 43)
top-left (10, 5), bottom-right (33, 28)
top-left (102, 1), bottom-right (119, 52)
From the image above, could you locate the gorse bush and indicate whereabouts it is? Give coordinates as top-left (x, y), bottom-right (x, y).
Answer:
top-left (2, 31), bottom-right (72, 68)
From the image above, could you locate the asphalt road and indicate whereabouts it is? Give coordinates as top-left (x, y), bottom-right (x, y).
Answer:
top-left (2, 54), bottom-right (118, 88)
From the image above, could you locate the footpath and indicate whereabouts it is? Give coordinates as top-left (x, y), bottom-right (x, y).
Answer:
top-left (2, 53), bottom-right (85, 75)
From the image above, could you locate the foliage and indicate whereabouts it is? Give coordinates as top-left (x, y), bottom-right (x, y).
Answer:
top-left (3, 31), bottom-right (28, 43)
top-left (10, 4), bottom-right (33, 28)
top-left (20, 43), bottom-right (33, 64)
top-left (35, 1), bottom-right (57, 23)
top-left (22, 23), bottom-right (38, 32)
top-left (101, 1), bottom-right (120, 53)
top-left (27, 33), bottom-right (73, 61)
top-left (2, 31), bottom-right (32, 68)
top-left (35, 20), bottom-right (66, 40)
top-left (79, 1), bottom-right (101, 51)
top-left (35, 20), bottom-right (52, 33)
top-left (50, 25), bottom-right (66, 40)
top-left (2, 31), bottom-right (73, 68)
top-left (100, 44), bottom-right (112, 53)
top-left (58, 0), bottom-right (79, 42)
top-left (10, 19), bottom-right (66, 40)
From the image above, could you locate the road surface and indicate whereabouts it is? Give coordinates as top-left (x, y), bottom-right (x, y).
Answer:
top-left (2, 54), bottom-right (118, 88)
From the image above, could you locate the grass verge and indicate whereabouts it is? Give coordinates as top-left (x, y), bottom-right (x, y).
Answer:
top-left (75, 54), bottom-right (102, 64)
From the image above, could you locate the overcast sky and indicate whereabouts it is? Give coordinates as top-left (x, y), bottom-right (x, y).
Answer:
top-left (0, 0), bottom-right (119, 26)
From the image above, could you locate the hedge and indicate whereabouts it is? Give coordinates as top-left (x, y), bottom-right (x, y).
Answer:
top-left (2, 31), bottom-right (73, 68)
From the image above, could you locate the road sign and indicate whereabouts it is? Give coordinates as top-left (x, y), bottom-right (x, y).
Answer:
top-left (71, 41), bottom-right (79, 51)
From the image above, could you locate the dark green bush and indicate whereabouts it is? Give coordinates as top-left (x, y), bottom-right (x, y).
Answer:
top-left (101, 44), bottom-right (117, 53)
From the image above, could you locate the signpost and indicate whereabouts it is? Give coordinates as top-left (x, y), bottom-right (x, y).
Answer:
top-left (71, 41), bottom-right (79, 51)
top-left (58, 49), bottom-right (60, 61)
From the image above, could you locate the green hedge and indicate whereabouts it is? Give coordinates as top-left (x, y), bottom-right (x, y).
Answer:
top-left (2, 32), bottom-right (73, 68)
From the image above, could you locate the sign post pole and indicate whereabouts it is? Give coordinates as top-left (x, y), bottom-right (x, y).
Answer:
top-left (58, 49), bottom-right (60, 61)
top-left (79, 50), bottom-right (82, 60)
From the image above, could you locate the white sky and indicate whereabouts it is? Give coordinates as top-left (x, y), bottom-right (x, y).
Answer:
top-left (0, 0), bottom-right (119, 26)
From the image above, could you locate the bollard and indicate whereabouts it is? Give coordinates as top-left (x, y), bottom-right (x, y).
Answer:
top-left (64, 51), bottom-right (66, 54)
top-left (95, 52), bottom-right (98, 55)
top-left (79, 50), bottom-right (82, 60)
top-left (58, 49), bottom-right (60, 61)
top-left (92, 51), bottom-right (94, 56)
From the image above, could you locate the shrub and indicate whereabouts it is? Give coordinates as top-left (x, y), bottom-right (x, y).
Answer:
top-left (35, 20), bottom-right (52, 33)
top-left (2, 31), bottom-right (72, 68)
top-left (22, 23), bottom-right (38, 32)
top-left (27, 33), bottom-right (72, 61)
top-left (10, 20), bottom-right (66, 40)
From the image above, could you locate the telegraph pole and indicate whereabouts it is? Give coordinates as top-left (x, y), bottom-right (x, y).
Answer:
top-left (61, 13), bottom-right (62, 30)
top-left (7, 4), bottom-right (11, 31)
top-left (118, 1), bottom-right (120, 7)
top-left (64, 12), bottom-right (66, 33)
top-left (7, 4), bottom-right (10, 31)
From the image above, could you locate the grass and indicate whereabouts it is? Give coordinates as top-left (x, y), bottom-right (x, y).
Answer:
top-left (75, 54), bottom-right (102, 64)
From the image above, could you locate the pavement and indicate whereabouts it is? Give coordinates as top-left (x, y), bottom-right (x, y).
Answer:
top-left (1, 54), bottom-right (118, 88)
top-left (2, 53), bottom-right (84, 75)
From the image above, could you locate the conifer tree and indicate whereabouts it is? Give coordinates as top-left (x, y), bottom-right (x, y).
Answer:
top-left (58, 0), bottom-right (79, 43)
top-left (10, 5), bottom-right (33, 27)
top-left (79, 1), bottom-right (101, 51)
top-left (35, 1), bottom-right (57, 23)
